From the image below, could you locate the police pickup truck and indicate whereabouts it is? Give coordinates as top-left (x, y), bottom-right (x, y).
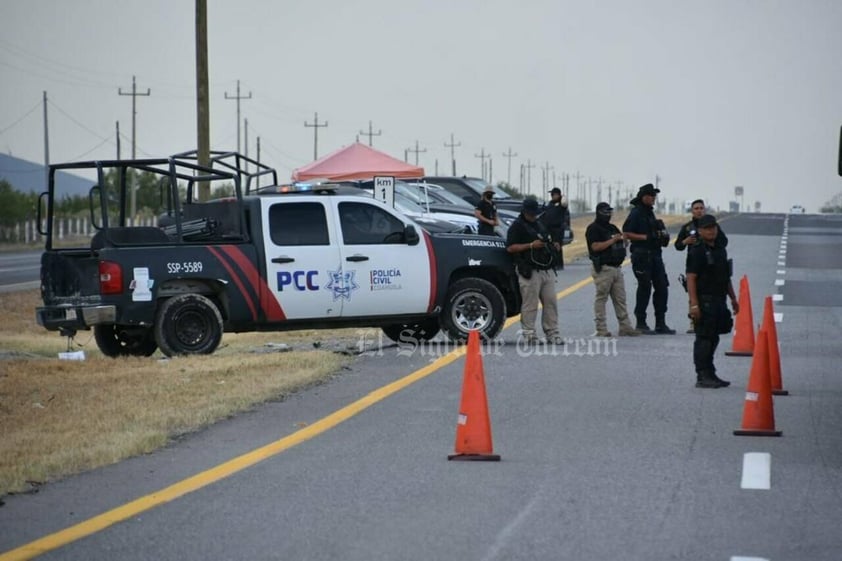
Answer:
top-left (36, 152), bottom-right (521, 357)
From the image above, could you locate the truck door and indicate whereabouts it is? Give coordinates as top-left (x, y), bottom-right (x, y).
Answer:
top-left (263, 200), bottom-right (342, 319)
top-left (333, 200), bottom-right (433, 317)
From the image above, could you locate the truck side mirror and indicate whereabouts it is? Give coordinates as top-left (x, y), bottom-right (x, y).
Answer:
top-left (404, 224), bottom-right (420, 246)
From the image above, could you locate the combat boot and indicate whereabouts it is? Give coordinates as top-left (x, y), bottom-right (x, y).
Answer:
top-left (635, 316), bottom-right (654, 334)
top-left (655, 316), bottom-right (676, 335)
top-left (710, 371), bottom-right (731, 387)
top-left (695, 370), bottom-right (724, 389)
top-left (618, 325), bottom-right (641, 337)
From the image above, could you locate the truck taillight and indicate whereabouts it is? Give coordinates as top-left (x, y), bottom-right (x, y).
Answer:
top-left (99, 261), bottom-right (123, 294)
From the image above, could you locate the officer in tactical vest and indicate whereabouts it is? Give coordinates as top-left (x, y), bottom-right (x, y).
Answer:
top-left (622, 183), bottom-right (675, 334)
top-left (541, 187), bottom-right (570, 269)
top-left (506, 197), bottom-right (563, 345)
top-left (686, 214), bottom-right (739, 388)
top-left (585, 202), bottom-right (640, 338)
top-left (474, 186), bottom-right (499, 236)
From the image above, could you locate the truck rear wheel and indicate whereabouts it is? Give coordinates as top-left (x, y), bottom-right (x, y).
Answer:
top-left (154, 294), bottom-right (223, 357)
top-left (94, 325), bottom-right (158, 357)
top-left (440, 278), bottom-right (506, 342)
top-left (382, 318), bottom-right (440, 343)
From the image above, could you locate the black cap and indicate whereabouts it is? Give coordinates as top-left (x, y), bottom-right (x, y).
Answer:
top-left (549, 187), bottom-right (561, 196)
top-left (697, 214), bottom-right (718, 228)
top-left (522, 197), bottom-right (541, 215)
top-left (637, 183), bottom-right (660, 197)
top-left (596, 202), bottom-right (613, 213)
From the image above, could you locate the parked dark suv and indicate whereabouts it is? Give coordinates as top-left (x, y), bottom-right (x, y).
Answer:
top-left (421, 176), bottom-right (525, 213)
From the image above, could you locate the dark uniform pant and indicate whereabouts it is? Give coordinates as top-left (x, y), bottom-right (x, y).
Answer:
top-left (693, 296), bottom-right (729, 374)
top-left (630, 249), bottom-right (668, 324)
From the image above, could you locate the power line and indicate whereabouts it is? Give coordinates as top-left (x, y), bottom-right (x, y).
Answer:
top-left (0, 100), bottom-right (41, 136)
top-left (47, 99), bottom-right (110, 142)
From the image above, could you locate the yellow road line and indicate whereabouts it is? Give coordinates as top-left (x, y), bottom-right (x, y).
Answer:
top-left (0, 274), bottom-right (597, 561)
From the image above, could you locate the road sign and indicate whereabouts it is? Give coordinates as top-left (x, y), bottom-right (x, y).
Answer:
top-left (735, 186), bottom-right (744, 196)
top-left (374, 176), bottom-right (395, 208)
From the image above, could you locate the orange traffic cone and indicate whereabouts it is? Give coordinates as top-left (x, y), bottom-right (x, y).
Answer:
top-left (725, 275), bottom-right (755, 356)
top-left (760, 296), bottom-right (788, 396)
top-left (448, 330), bottom-right (500, 461)
top-left (734, 329), bottom-right (782, 437)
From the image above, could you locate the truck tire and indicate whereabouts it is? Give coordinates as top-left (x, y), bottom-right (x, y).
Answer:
top-left (382, 318), bottom-right (440, 343)
top-left (94, 325), bottom-right (158, 357)
top-left (440, 277), bottom-right (506, 342)
top-left (154, 294), bottom-right (223, 357)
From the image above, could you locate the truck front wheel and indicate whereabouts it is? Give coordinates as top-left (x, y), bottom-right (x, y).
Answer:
top-left (440, 278), bottom-right (506, 342)
top-left (154, 294), bottom-right (223, 357)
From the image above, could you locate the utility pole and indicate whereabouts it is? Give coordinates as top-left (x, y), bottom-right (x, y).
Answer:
top-left (488, 157), bottom-right (493, 184)
top-left (542, 161), bottom-right (553, 190)
top-left (118, 75), bottom-right (151, 218)
top-left (359, 120), bottom-right (382, 147)
top-left (444, 133), bottom-right (461, 175)
top-left (654, 174), bottom-right (661, 190)
top-left (42, 91), bottom-right (49, 191)
top-left (502, 147), bottom-right (517, 186)
top-left (224, 79), bottom-right (252, 154)
top-left (407, 140), bottom-right (426, 165)
top-left (474, 148), bottom-right (489, 180)
top-left (116, 121), bottom-right (121, 159)
top-left (304, 112), bottom-right (328, 160)
top-left (524, 159), bottom-right (536, 196)
top-left (195, 0), bottom-right (210, 200)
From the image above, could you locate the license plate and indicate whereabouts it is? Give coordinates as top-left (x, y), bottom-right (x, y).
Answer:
top-left (65, 309), bottom-right (77, 320)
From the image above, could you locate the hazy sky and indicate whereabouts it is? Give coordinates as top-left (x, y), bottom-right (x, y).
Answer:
top-left (2, 0), bottom-right (841, 212)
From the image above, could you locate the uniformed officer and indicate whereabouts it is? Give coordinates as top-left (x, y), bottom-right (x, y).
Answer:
top-left (585, 202), bottom-right (640, 338)
top-left (474, 186), bottom-right (499, 236)
top-left (687, 214), bottom-right (739, 388)
top-left (675, 198), bottom-right (729, 333)
top-left (675, 199), bottom-right (728, 252)
top-left (506, 197), bottom-right (563, 345)
top-left (541, 187), bottom-right (570, 269)
top-left (622, 183), bottom-right (675, 334)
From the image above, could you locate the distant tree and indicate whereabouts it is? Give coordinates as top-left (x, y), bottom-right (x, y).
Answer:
top-left (0, 180), bottom-right (39, 226)
top-left (820, 192), bottom-right (842, 213)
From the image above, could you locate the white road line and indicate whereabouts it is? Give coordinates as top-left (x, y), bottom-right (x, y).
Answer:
top-left (777, 261), bottom-right (785, 266)
top-left (772, 294), bottom-right (783, 302)
top-left (481, 493), bottom-right (542, 561)
top-left (731, 557), bottom-right (770, 561)
top-left (740, 452), bottom-right (771, 490)
top-left (776, 270), bottom-right (786, 275)
top-left (775, 279), bottom-right (785, 286)
top-left (774, 312), bottom-right (783, 323)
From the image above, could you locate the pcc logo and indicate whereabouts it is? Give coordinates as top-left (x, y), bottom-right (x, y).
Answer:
top-left (277, 270), bottom-right (319, 291)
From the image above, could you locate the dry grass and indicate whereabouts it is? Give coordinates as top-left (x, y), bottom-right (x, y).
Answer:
top-left (0, 212), bottom-right (685, 496)
top-left (0, 289), bottom-right (355, 496)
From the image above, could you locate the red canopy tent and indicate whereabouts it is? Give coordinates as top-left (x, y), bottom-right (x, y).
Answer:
top-left (292, 142), bottom-right (424, 181)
